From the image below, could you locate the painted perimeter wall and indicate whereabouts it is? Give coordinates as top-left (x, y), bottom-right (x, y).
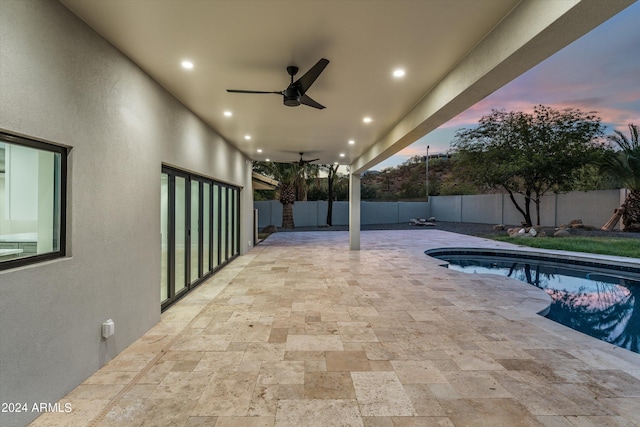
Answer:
top-left (255, 189), bottom-right (624, 229)
top-left (429, 189), bottom-right (625, 228)
top-left (0, 1), bottom-right (253, 426)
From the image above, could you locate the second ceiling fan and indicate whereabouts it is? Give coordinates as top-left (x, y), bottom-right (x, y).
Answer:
top-left (227, 58), bottom-right (329, 109)
top-left (295, 152), bottom-right (319, 166)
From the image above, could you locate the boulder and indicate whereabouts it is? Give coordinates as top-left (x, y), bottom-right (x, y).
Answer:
top-left (493, 224), bottom-right (505, 231)
top-left (506, 226), bottom-right (546, 237)
top-left (568, 220), bottom-right (596, 230)
top-left (531, 226), bottom-right (546, 237)
top-left (554, 229), bottom-right (571, 237)
top-left (507, 228), bottom-right (522, 236)
top-left (428, 217), bottom-right (436, 222)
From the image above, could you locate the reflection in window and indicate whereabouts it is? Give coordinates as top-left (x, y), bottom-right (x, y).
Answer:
top-left (221, 187), bottom-right (227, 263)
top-left (160, 173), bottom-right (169, 302)
top-left (190, 180), bottom-right (200, 284)
top-left (203, 182), bottom-right (210, 272)
top-left (175, 177), bottom-right (186, 294)
top-left (213, 184), bottom-right (219, 268)
top-left (0, 133), bottom-right (66, 270)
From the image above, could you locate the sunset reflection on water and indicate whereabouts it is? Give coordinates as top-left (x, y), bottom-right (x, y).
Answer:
top-left (442, 257), bottom-right (640, 353)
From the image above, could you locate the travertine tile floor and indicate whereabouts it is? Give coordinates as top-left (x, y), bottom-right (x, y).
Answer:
top-left (32, 230), bottom-right (640, 426)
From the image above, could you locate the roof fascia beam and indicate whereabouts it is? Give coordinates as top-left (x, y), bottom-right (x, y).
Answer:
top-left (350, 0), bottom-right (635, 173)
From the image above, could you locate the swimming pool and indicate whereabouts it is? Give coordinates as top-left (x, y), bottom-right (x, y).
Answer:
top-left (426, 249), bottom-right (640, 354)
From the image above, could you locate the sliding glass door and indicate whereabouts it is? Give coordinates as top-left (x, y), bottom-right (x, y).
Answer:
top-left (161, 166), bottom-right (241, 310)
top-left (175, 176), bottom-right (187, 295)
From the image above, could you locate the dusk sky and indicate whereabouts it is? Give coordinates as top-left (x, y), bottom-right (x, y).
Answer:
top-left (372, 2), bottom-right (640, 171)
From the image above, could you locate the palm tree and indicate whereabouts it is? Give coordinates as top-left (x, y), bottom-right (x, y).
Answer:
top-left (600, 124), bottom-right (640, 230)
top-left (279, 173), bottom-right (297, 229)
top-left (254, 161), bottom-right (299, 229)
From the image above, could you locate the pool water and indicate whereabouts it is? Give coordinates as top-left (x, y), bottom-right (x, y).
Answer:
top-left (432, 253), bottom-right (640, 354)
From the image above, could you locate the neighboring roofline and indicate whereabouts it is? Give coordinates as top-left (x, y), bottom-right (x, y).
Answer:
top-left (252, 171), bottom-right (279, 190)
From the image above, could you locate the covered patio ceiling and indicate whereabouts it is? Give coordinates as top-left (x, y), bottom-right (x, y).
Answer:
top-left (59, 0), bottom-right (635, 173)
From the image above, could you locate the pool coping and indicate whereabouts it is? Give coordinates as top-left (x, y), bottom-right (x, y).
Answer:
top-left (425, 246), bottom-right (640, 275)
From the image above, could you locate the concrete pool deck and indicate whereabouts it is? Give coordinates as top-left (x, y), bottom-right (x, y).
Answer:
top-left (31, 230), bottom-right (640, 426)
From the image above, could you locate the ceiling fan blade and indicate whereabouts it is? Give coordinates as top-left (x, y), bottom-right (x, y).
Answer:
top-left (299, 94), bottom-right (325, 109)
top-left (296, 158), bottom-right (321, 166)
top-left (294, 58), bottom-right (329, 94)
top-left (226, 89), bottom-right (283, 94)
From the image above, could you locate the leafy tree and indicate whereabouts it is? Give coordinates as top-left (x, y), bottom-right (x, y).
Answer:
top-left (297, 163), bottom-right (320, 201)
top-left (570, 163), bottom-right (622, 192)
top-left (322, 164), bottom-right (340, 225)
top-left (306, 181), bottom-right (328, 201)
top-left (437, 179), bottom-right (479, 196)
top-left (599, 124), bottom-right (640, 230)
top-left (361, 184), bottom-right (378, 199)
top-left (398, 156), bottom-right (426, 199)
top-left (452, 105), bottom-right (604, 226)
top-left (332, 174), bottom-right (349, 200)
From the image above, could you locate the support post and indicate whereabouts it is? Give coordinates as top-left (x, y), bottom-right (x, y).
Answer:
top-left (349, 172), bottom-right (361, 250)
top-left (426, 145), bottom-right (429, 200)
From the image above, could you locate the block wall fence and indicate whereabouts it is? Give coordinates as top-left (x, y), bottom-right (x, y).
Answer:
top-left (255, 189), bottom-right (626, 229)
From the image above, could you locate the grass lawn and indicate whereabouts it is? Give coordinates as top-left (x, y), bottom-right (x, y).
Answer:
top-left (492, 236), bottom-right (640, 259)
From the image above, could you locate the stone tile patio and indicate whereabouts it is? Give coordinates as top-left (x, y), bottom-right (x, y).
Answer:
top-left (31, 230), bottom-right (640, 426)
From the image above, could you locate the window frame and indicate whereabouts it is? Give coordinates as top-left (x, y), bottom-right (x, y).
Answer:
top-left (0, 131), bottom-right (67, 271)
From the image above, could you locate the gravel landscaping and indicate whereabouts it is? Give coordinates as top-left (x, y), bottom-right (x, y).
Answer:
top-left (274, 221), bottom-right (640, 239)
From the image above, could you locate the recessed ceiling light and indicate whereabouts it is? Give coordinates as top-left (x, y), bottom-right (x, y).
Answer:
top-left (266, 158), bottom-right (270, 162)
top-left (348, 139), bottom-right (355, 145)
top-left (363, 117), bottom-right (372, 123)
top-left (181, 60), bottom-right (194, 69)
top-left (244, 135), bottom-right (251, 140)
top-left (393, 68), bottom-right (405, 78)
top-left (224, 111), bottom-right (232, 117)
top-left (334, 161), bottom-right (339, 165)
top-left (257, 149), bottom-right (262, 153)
top-left (339, 153), bottom-right (345, 157)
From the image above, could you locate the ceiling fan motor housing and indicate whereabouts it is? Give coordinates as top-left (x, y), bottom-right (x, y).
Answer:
top-left (283, 86), bottom-right (301, 107)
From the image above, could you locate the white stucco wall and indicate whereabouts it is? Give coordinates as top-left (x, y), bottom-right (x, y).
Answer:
top-left (0, 1), bottom-right (253, 425)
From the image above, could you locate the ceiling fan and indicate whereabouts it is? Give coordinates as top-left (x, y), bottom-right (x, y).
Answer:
top-left (227, 58), bottom-right (329, 109)
top-left (295, 152), bottom-right (319, 167)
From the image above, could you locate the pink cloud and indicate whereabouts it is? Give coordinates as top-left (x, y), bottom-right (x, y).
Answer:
top-left (375, 3), bottom-right (640, 170)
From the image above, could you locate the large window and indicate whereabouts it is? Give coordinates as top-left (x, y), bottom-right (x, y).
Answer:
top-left (161, 166), bottom-right (240, 310)
top-left (0, 132), bottom-right (66, 270)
